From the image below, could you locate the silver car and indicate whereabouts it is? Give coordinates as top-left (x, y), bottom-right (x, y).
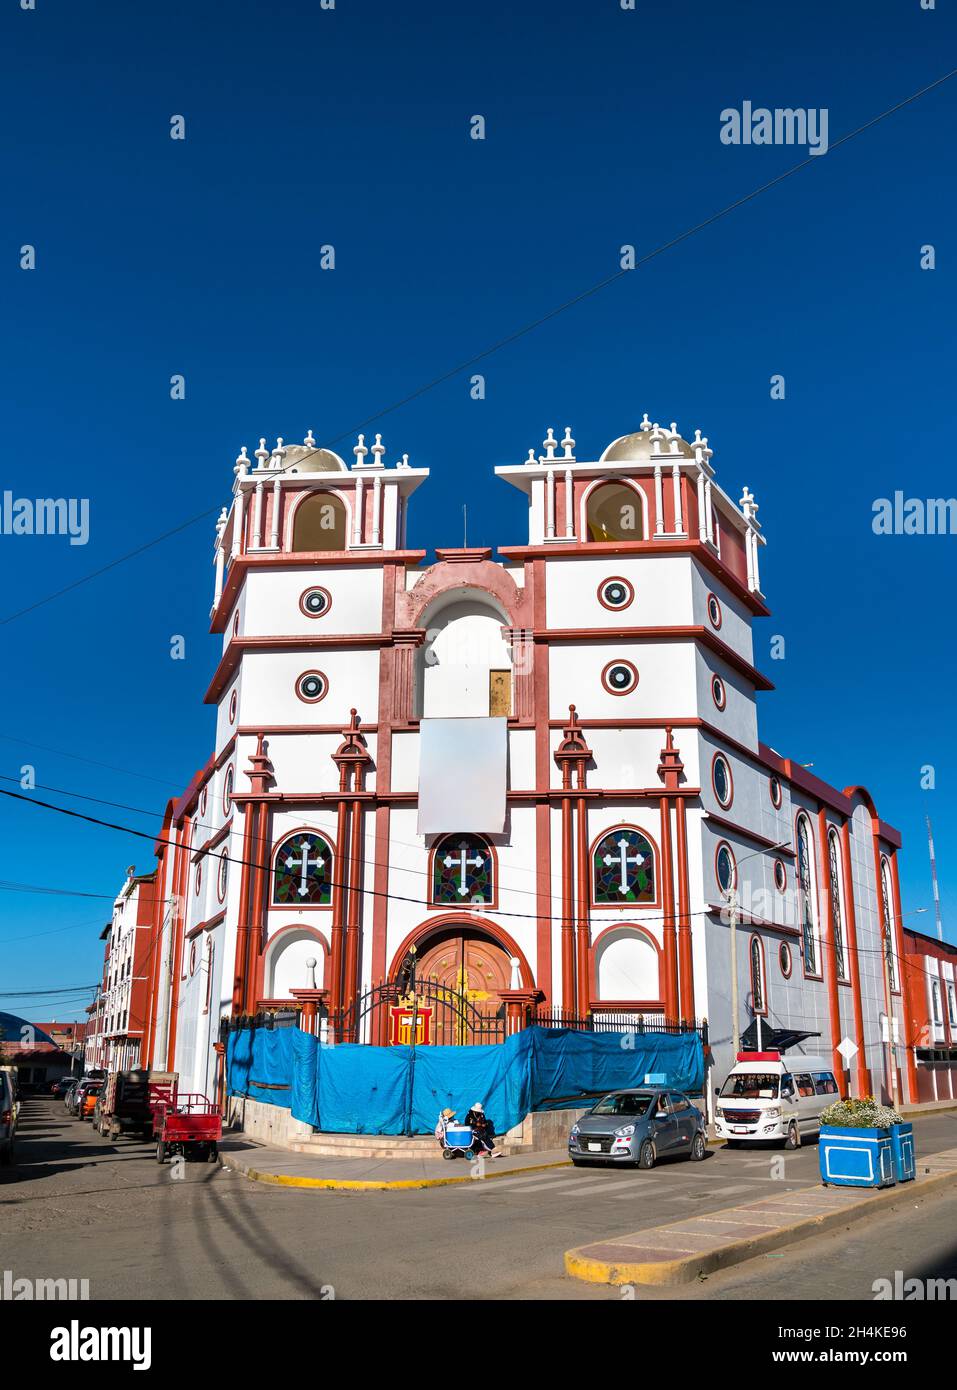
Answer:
top-left (568, 1089), bottom-right (707, 1169)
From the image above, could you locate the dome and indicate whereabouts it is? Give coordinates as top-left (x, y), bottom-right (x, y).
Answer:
top-left (283, 443), bottom-right (347, 473)
top-left (600, 421), bottom-right (694, 463)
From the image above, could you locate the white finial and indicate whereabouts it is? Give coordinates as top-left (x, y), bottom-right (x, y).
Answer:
top-left (305, 957), bottom-right (317, 988)
top-left (740, 486), bottom-right (757, 519)
top-left (304, 429), bottom-right (316, 448)
top-left (235, 445), bottom-right (250, 473)
top-left (398, 452), bottom-right (410, 469)
top-left (561, 427), bottom-right (576, 461)
top-left (255, 438), bottom-right (270, 469)
top-left (692, 428), bottom-right (704, 447)
top-left (509, 956), bottom-right (522, 989)
top-left (371, 433), bottom-right (386, 465)
top-left (216, 506), bottom-right (228, 536)
top-left (271, 437), bottom-right (287, 469)
top-left (353, 433), bottom-right (368, 467)
top-left (542, 427), bottom-right (558, 461)
top-left (669, 422), bottom-right (679, 438)
top-left (640, 412), bottom-right (652, 431)
top-left (526, 448), bottom-right (537, 465)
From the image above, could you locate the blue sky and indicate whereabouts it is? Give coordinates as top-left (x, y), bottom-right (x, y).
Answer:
top-left (2, 0), bottom-right (955, 1018)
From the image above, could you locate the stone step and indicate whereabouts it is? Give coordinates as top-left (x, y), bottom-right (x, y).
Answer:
top-left (290, 1133), bottom-right (444, 1160)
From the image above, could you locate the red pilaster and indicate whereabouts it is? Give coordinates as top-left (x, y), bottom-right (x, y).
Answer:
top-left (554, 706), bottom-right (592, 1018)
top-left (674, 794), bottom-right (694, 1026)
top-left (818, 809), bottom-right (847, 1096)
top-left (657, 729), bottom-right (683, 1024)
top-left (889, 851), bottom-right (919, 1103)
top-left (840, 822), bottom-right (870, 1096)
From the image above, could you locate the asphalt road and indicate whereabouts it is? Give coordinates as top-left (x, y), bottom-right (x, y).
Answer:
top-left (2, 1098), bottom-right (955, 1301)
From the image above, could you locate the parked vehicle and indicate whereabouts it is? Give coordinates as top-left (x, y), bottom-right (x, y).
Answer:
top-left (714, 1051), bottom-right (838, 1149)
top-left (96, 1070), bottom-right (177, 1142)
top-left (568, 1089), bottom-right (707, 1169)
top-left (52, 1076), bottom-right (77, 1098)
top-left (0, 1069), bottom-right (16, 1165)
top-left (63, 1079), bottom-right (80, 1110)
top-left (154, 1092), bottom-right (221, 1164)
top-left (0, 1067), bottom-right (20, 1126)
top-left (69, 1077), bottom-right (101, 1117)
top-left (79, 1082), bottom-right (103, 1120)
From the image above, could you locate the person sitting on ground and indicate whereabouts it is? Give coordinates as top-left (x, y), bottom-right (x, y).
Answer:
top-left (464, 1101), bottom-right (502, 1158)
top-left (434, 1107), bottom-right (456, 1149)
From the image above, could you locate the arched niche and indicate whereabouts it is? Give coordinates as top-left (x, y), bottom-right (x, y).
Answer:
top-left (416, 590), bottom-right (513, 718)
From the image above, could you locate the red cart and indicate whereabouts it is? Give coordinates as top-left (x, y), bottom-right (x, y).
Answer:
top-left (154, 1091), bottom-right (221, 1164)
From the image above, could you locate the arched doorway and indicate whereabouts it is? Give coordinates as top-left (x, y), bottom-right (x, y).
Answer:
top-left (395, 923), bottom-right (515, 1045)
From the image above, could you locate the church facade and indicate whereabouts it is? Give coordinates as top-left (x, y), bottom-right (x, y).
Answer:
top-left (121, 416), bottom-right (933, 1113)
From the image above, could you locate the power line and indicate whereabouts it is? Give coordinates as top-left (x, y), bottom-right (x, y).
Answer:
top-left (0, 781), bottom-right (918, 953)
top-left (2, 66), bottom-right (954, 629)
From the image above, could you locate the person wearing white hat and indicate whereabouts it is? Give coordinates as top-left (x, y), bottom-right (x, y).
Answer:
top-left (465, 1101), bottom-right (502, 1158)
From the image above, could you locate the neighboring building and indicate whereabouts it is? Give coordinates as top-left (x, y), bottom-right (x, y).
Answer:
top-left (98, 417), bottom-right (922, 1109)
top-left (84, 867), bottom-right (158, 1073)
top-left (0, 1013), bottom-right (76, 1089)
top-left (902, 927), bottom-right (957, 1102)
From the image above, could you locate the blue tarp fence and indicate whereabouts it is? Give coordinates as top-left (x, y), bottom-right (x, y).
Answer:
top-left (227, 1026), bottom-right (704, 1136)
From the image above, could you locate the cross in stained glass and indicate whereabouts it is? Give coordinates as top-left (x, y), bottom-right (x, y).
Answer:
top-left (602, 836), bottom-right (646, 896)
top-left (443, 842), bottom-right (486, 898)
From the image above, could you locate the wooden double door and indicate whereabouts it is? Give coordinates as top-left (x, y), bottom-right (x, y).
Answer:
top-left (412, 928), bottom-right (512, 1045)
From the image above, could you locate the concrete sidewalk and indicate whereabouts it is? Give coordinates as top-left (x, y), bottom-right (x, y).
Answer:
top-left (565, 1144), bottom-right (957, 1287)
top-left (221, 1137), bottom-right (571, 1189)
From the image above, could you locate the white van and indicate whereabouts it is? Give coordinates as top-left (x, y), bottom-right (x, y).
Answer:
top-left (714, 1051), bottom-right (838, 1149)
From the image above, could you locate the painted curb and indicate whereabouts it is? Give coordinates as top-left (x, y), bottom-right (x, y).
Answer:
top-left (564, 1164), bottom-right (957, 1286)
top-left (222, 1152), bottom-right (571, 1190)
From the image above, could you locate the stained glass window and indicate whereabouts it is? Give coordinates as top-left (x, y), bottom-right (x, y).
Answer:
top-left (880, 858), bottom-right (897, 991)
top-left (593, 829), bottom-right (655, 904)
top-left (431, 835), bottom-right (494, 905)
top-left (796, 815), bottom-right (818, 975)
top-left (828, 831), bottom-right (847, 981)
top-left (272, 832), bottom-right (333, 906)
top-left (750, 937), bottom-right (765, 1013)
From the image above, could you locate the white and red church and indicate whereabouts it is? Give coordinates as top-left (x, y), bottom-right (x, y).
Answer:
top-left (94, 416), bottom-right (957, 1114)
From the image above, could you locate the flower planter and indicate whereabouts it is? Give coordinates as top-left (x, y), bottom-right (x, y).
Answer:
top-left (819, 1124), bottom-right (895, 1189)
top-left (889, 1121), bottom-right (915, 1183)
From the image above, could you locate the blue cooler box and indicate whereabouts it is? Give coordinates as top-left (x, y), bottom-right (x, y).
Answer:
top-left (890, 1122), bottom-right (915, 1182)
top-left (445, 1125), bottom-right (473, 1148)
top-left (819, 1126), bottom-right (895, 1188)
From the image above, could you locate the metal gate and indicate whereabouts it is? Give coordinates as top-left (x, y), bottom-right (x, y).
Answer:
top-left (332, 980), bottom-right (505, 1046)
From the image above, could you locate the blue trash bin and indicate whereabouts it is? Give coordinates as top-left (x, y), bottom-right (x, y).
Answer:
top-left (819, 1125), bottom-right (895, 1188)
top-left (889, 1122), bottom-right (915, 1182)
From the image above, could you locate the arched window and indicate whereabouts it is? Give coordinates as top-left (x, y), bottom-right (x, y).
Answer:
top-left (796, 814), bottom-right (819, 976)
top-left (272, 831), bottom-right (334, 906)
top-left (749, 936), bottom-right (766, 1015)
top-left (291, 492), bottom-right (347, 552)
top-left (879, 856), bottom-right (898, 991)
top-left (586, 482), bottom-right (644, 542)
top-left (827, 830), bottom-right (848, 982)
top-left (430, 835), bottom-right (494, 906)
top-left (592, 828), bottom-right (656, 905)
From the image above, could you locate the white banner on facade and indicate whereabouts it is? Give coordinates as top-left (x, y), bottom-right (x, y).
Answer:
top-left (417, 717), bottom-right (507, 834)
